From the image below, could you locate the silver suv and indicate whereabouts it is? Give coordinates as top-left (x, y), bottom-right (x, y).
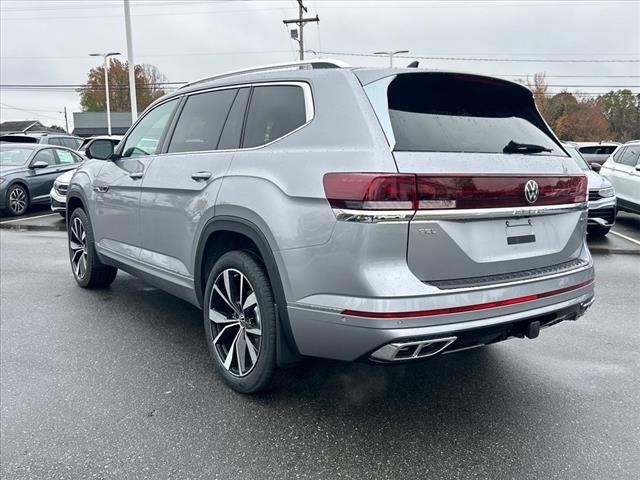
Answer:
top-left (68, 60), bottom-right (595, 393)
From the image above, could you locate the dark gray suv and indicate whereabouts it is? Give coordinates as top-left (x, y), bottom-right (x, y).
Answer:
top-left (68, 60), bottom-right (595, 393)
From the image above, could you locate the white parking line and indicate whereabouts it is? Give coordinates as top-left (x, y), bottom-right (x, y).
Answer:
top-left (0, 213), bottom-right (57, 224)
top-left (609, 230), bottom-right (640, 247)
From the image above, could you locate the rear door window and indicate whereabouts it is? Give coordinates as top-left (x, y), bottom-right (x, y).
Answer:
top-left (242, 85), bottom-right (307, 148)
top-left (370, 73), bottom-right (563, 155)
top-left (55, 148), bottom-right (82, 165)
top-left (168, 89), bottom-right (237, 153)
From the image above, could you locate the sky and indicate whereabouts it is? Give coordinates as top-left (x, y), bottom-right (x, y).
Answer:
top-left (1, 0), bottom-right (638, 131)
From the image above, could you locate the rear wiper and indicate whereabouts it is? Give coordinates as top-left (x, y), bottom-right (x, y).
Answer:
top-left (503, 140), bottom-right (552, 154)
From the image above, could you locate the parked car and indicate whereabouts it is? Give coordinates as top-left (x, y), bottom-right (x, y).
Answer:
top-left (574, 141), bottom-right (621, 166)
top-left (562, 143), bottom-right (616, 236)
top-left (77, 135), bottom-right (122, 155)
top-left (0, 143), bottom-right (83, 216)
top-left (50, 137), bottom-right (123, 217)
top-left (600, 140), bottom-right (640, 215)
top-left (0, 132), bottom-right (83, 150)
top-left (67, 61), bottom-right (595, 393)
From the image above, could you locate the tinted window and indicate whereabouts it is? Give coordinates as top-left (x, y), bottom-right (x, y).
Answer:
top-left (31, 149), bottom-right (56, 166)
top-left (121, 99), bottom-right (178, 157)
top-left (242, 85), bottom-right (307, 148)
top-left (379, 73), bottom-right (562, 155)
top-left (55, 148), bottom-right (81, 165)
top-left (618, 145), bottom-right (640, 167)
top-left (62, 138), bottom-right (81, 149)
top-left (47, 138), bottom-right (64, 146)
top-left (579, 145), bottom-right (617, 155)
top-left (168, 89), bottom-right (237, 153)
top-left (218, 88), bottom-right (250, 150)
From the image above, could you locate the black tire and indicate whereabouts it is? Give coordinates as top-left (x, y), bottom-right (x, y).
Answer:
top-left (203, 250), bottom-right (278, 394)
top-left (587, 225), bottom-right (611, 237)
top-left (68, 208), bottom-right (117, 288)
top-left (5, 184), bottom-right (29, 217)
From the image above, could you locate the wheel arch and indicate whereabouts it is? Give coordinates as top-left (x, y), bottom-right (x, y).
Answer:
top-left (195, 216), bottom-right (301, 364)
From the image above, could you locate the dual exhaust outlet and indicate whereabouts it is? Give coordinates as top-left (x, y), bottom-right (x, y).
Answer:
top-left (370, 337), bottom-right (457, 362)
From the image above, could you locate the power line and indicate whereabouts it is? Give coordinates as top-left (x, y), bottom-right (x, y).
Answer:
top-left (283, 0), bottom-right (319, 61)
top-left (311, 50), bottom-right (640, 63)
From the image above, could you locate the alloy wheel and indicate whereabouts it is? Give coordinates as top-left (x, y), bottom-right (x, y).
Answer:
top-left (208, 268), bottom-right (262, 377)
top-left (69, 217), bottom-right (88, 279)
top-left (8, 187), bottom-right (27, 215)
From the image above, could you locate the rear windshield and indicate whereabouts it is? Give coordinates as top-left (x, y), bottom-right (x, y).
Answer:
top-left (370, 73), bottom-right (563, 155)
top-left (578, 145), bottom-right (617, 155)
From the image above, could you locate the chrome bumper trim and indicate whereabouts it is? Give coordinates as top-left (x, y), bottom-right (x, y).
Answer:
top-left (412, 202), bottom-right (587, 221)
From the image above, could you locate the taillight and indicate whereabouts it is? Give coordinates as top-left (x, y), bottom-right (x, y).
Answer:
top-left (323, 173), bottom-right (587, 211)
top-left (322, 173), bottom-right (416, 210)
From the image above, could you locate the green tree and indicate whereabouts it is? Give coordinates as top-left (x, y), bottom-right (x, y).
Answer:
top-left (78, 59), bottom-right (167, 113)
top-left (599, 90), bottom-right (640, 142)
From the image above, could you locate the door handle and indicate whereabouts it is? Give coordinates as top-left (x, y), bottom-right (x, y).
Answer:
top-left (93, 185), bottom-right (109, 193)
top-left (191, 171), bottom-right (212, 182)
top-left (129, 172), bottom-right (144, 180)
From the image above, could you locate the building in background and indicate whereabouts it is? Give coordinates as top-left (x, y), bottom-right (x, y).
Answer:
top-left (72, 112), bottom-right (132, 137)
top-left (0, 120), bottom-right (54, 134)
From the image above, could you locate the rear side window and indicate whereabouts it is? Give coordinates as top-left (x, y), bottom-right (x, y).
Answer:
top-left (48, 138), bottom-right (64, 146)
top-left (62, 138), bottom-right (81, 149)
top-left (372, 73), bottom-right (563, 155)
top-left (242, 85), bottom-right (307, 148)
top-left (168, 89), bottom-right (237, 153)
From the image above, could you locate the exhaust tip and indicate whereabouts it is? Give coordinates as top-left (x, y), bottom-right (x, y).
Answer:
top-left (370, 337), bottom-right (457, 362)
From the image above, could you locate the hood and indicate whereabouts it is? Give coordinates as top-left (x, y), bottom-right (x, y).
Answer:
top-left (0, 165), bottom-right (27, 177)
top-left (586, 169), bottom-right (611, 190)
top-left (55, 168), bottom-right (77, 184)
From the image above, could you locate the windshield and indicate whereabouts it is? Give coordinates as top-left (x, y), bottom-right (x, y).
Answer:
top-left (564, 145), bottom-right (591, 171)
top-left (370, 73), bottom-right (564, 155)
top-left (0, 147), bottom-right (33, 166)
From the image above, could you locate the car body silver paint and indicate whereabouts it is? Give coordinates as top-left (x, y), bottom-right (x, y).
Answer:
top-left (69, 67), bottom-right (595, 361)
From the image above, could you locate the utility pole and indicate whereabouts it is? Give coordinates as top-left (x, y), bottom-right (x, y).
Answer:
top-left (373, 50), bottom-right (409, 68)
top-left (283, 0), bottom-right (319, 61)
top-left (63, 107), bottom-right (69, 134)
top-left (124, 0), bottom-right (138, 120)
top-left (89, 52), bottom-right (121, 136)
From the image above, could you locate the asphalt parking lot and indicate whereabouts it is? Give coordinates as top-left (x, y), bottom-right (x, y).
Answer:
top-left (1, 210), bottom-right (639, 479)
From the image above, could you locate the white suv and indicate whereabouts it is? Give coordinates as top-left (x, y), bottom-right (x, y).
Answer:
top-left (601, 140), bottom-right (640, 215)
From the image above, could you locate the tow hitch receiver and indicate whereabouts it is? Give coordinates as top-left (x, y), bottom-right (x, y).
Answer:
top-left (525, 321), bottom-right (541, 339)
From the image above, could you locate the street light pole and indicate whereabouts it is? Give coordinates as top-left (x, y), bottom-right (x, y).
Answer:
top-left (124, 0), bottom-right (138, 121)
top-left (89, 52), bottom-right (121, 136)
top-left (373, 50), bottom-right (409, 68)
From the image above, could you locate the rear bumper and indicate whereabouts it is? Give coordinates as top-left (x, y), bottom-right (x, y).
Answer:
top-left (287, 264), bottom-right (594, 361)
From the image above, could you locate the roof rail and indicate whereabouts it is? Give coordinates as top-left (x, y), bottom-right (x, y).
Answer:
top-left (179, 59), bottom-right (350, 90)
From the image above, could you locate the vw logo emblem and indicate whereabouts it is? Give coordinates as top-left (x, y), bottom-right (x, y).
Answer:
top-left (524, 180), bottom-right (539, 204)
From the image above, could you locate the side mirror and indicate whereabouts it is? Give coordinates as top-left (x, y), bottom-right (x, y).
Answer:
top-left (590, 162), bottom-right (601, 172)
top-left (86, 139), bottom-right (114, 160)
top-left (31, 161), bottom-right (49, 169)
